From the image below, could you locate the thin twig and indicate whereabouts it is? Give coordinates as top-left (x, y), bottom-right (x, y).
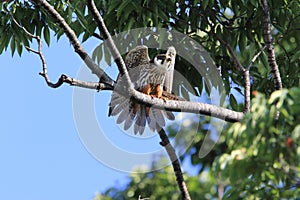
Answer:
top-left (242, 44), bottom-right (267, 113)
top-left (247, 45), bottom-right (267, 70)
top-left (158, 128), bottom-right (191, 200)
top-left (7, 6), bottom-right (113, 90)
top-left (261, 0), bottom-right (282, 90)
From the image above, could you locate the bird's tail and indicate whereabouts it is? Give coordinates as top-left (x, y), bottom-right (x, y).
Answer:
top-left (109, 92), bottom-right (175, 135)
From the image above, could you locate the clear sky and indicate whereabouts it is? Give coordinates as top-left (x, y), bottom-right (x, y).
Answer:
top-left (0, 36), bottom-right (134, 200)
top-left (0, 33), bottom-right (205, 200)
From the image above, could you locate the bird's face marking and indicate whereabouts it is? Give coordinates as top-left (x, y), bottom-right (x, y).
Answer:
top-left (153, 56), bottom-right (172, 72)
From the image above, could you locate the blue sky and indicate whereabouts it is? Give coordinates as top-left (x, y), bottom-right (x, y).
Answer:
top-left (0, 36), bottom-right (133, 200)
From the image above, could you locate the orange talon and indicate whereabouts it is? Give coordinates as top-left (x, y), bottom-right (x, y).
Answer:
top-left (141, 84), bottom-right (152, 95)
top-left (155, 84), bottom-right (163, 98)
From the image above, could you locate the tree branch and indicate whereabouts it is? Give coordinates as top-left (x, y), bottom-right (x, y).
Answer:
top-left (86, 0), bottom-right (132, 88)
top-left (39, 73), bottom-right (113, 90)
top-left (30, 0), bottom-right (115, 87)
top-left (7, 5), bottom-right (113, 91)
top-left (202, 28), bottom-right (251, 113)
top-left (129, 89), bottom-right (244, 122)
top-left (217, 37), bottom-right (251, 113)
top-left (158, 128), bottom-right (191, 200)
top-left (261, 0), bottom-right (283, 90)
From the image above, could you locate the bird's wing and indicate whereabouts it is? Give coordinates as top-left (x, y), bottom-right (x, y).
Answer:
top-left (109, 46), bottom-right (151, 135)
top-left (163, 46), bottom-right (176, 93)
top-left (125, 45), bottom-right (150, 88)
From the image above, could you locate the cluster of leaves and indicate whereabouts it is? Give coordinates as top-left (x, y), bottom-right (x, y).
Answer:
top-left (213, 88), bottom-right (300, 198)
top-left (97, 163), bottom-right (218, 200)
top-left (1, 0), bottom-right (300, 198)
top-left (97, 88), bottom-right (300, 199)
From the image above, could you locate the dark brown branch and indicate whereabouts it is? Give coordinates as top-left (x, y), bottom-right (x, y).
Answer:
top-left (86, 0), bottom-right (132, 88)
top-left (243, 70), bottom-right (250, 113)
top-left (158, 128), bottom-right (191, 200)
top-left (261, 0), bottom-right (282, 90)
top-left (30, 0), bottom-right (114, 86)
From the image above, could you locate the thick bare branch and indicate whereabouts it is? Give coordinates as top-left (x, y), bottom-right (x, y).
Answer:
top-left (158, 128), bottom-right (191, 200)
top-left (129, 89), bottom-right (244, 122)
top-left (30, 0), bottom-right (114, 86)
top-left (261, 0), bottom-right (282, 90)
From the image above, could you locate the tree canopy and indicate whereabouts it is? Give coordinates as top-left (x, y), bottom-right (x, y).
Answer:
top-left (1, 0), bottom-right (300, 199)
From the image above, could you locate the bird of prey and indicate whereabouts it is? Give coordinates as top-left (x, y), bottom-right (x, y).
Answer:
top-left (108, 45), bottom-right (176, 135)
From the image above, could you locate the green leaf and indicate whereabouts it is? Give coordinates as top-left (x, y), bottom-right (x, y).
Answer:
top-left (10, 35), bottom-right (16, 56)
top-left (230, 94), bottom-right (238, 110)
top-left (268, 89), bottom-right (286, 105)
top-left (43, 26), bottom-right (50, 46)
top-left (75, 7), bottom-right (88, 30)
top-left (92, 43), bottom-right (103, 65)
top-left (238, 31), bottom-right (247, 53)
top-left (116, 0), bottom-right (131, 20)
top-left (103, 42), bottom-right (112, 66)
top-left (202, 0), bottom-right (209, 10)
top-left (16, 39), bottom-right (23, 56)
top-left (291, 50), bottom-right (300, 63)
top-left (82, 31), bottom-right (90, 43)
top-left (106, 0), bottom-right (121, 14)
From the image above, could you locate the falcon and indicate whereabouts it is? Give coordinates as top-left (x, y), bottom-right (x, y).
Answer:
top-left (108, 45), bottom-right (176, 135)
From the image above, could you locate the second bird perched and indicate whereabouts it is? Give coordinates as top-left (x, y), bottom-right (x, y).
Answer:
top-left (108, 45), bottom-right (176, 135)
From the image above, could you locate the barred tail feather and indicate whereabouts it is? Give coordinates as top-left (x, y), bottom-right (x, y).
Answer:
top-left (124, 112), bottom-right (135, 130)
top-left (152, 108), bottom-right (165, 128)
top-left (134, 105), bottom-right (146, 135)
top-left (147, 109), bottom-right (157, 132)
top-left (163, 111), bottom-right (175, 120)
top-left (109, 93), bottom-right (175, 135)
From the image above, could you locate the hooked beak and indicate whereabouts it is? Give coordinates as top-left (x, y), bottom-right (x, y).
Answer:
top-left (166, 55), bottom-right (172, 62)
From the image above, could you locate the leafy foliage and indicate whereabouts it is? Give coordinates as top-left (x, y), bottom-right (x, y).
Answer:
top-left (213, 88), bottom-right (300, 198)
top-left (99, 164), bottom-right (218, 200)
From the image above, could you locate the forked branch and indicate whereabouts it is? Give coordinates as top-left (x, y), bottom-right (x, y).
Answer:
top-left (30, 0), bottom-right (114, 86)
top-left (7, 6), bottom-right (112, 90)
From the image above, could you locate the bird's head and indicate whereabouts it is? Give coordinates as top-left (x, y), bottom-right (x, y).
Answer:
top-left (153, 47), bottom-right (176, 72)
